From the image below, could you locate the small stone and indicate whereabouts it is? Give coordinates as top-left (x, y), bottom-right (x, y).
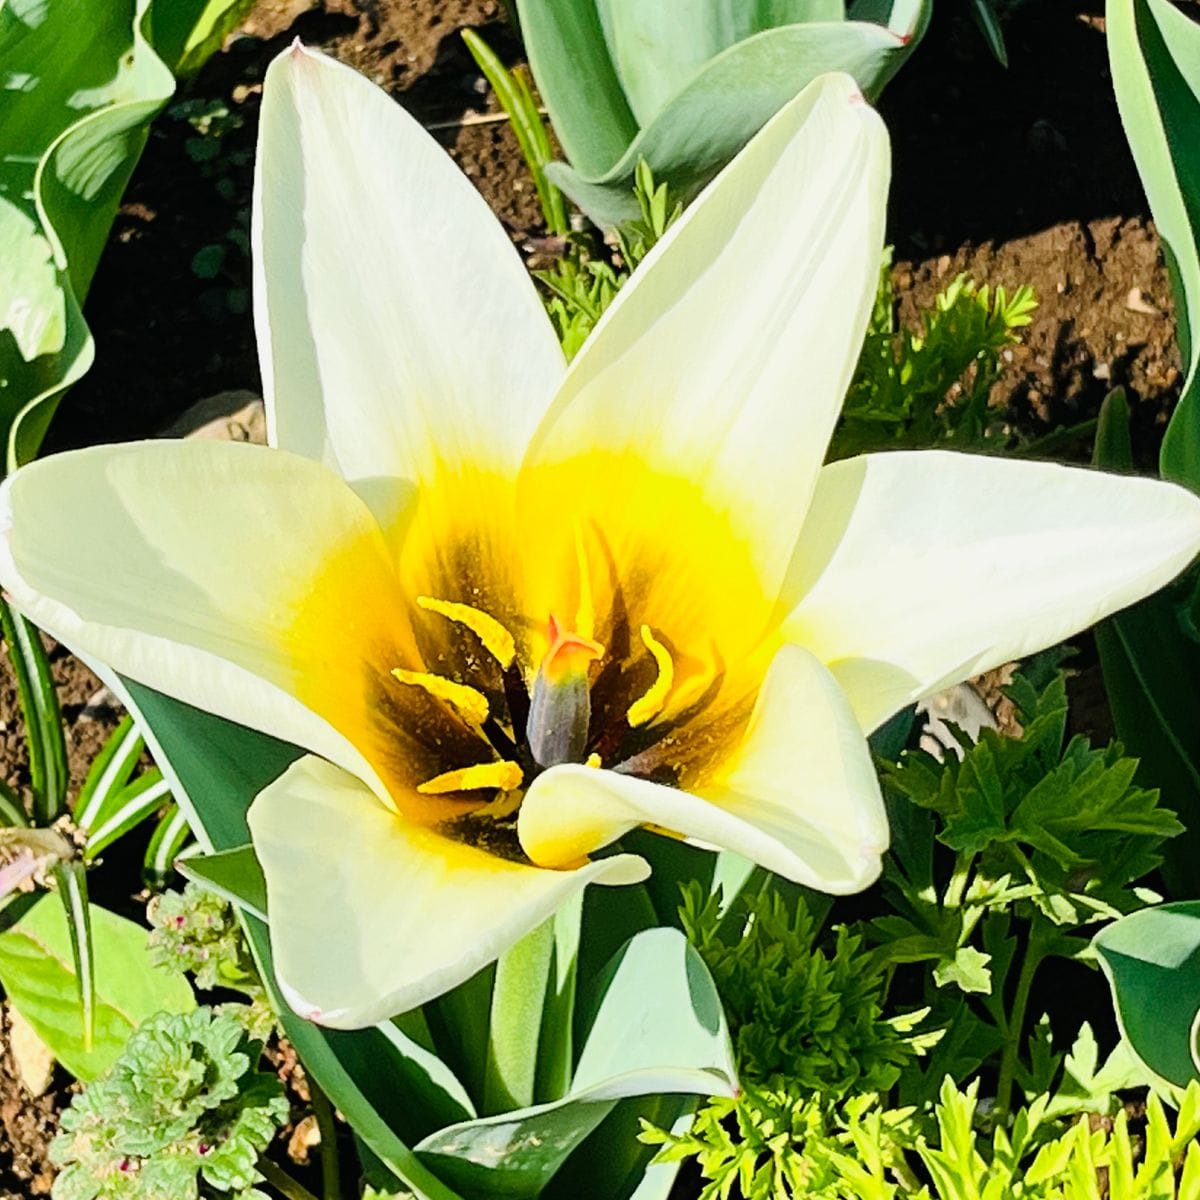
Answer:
top-left (7, 1003), bottom-right (54, 1097)
top-left (1093, 362), bottom-right (1111, 381)
top-left (1125, 286), bottom-right (1161, 316)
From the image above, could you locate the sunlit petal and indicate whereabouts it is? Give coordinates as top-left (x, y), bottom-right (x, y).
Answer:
top-left (0, 440), bottom-right (410, 795)
top-left (519, 644), bottom-right (886, 893)
top-left (254, 43), bottom-right (564, 522)
top-left (783, 450), bottom-right (1200, 732)
top-left (522, 72), bottom-right (888, 596)
top-left (249, 755), bottom-right (649, 1027)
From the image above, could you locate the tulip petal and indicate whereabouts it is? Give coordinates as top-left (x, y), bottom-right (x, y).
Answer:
top-left (520, 644), bottom-right (886, 894)
top-left (0, 440), bottom-right (411, 795)
top-left (523, 73), bottom-right (888, 597)
top-left (783, 450), bottom-right (1200, 733)
top-left (249, 755), bottom-right (649, 1027)
top-left (254, 44), bottom-right (564, 518)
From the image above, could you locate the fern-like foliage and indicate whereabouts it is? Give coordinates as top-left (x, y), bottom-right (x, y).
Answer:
top-left (833, 255), bottom-right (1037, 459)
top-left (536, 160), bottom-right (681, 359)
top-left (681, 884), bottom-right (913, 1095)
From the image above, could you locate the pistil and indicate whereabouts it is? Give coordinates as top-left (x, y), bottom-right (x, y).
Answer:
top-left (527, 615), bottom-right (604, 768)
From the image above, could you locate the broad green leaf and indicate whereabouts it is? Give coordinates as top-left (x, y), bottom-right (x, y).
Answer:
top-left (121, 677), bottom-right (300, 850)
top-left (515, 0), bottom-right (639, 179)
top-left (177, 843), bottom-right (268, 920)
top-left (0, 894), bottom-right (193, 1080)
top-left (1094, 390), bottom-right (1200, 895)
top-left (1107, 0), bottom-right (1200, 488)
top-left (108, 674), bottom-right (472, 1198)
top-left (1094, 902), bottom-right (1200, 1085)
top-left (484, 918), bottom-right (555, 1113)
top-left (148, 0), bottom-right (257, 77)
top-left (415, 928), bottom-right (735, 1199)
top-left (243, 914), bottom-right (472, 1200)
top-left (0, 198), bottom-right (64, 360)
top-left (547, 16), bottom-right (928, 228)
top-left (0, 0), bottom-right (174, 469)
top-left (593, 0), bottom-right (846, 127)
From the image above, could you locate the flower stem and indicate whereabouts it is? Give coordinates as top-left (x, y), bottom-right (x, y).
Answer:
top-left (256, 1156), bottom-right (320, 1200)
top-left (311, 1080), bottom-right (341, 1200)
top-left (993, 925), bottom-right (1045, 1122)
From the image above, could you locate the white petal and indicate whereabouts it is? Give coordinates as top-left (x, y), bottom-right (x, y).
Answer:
top-left (0, 440), bottom-right (410, 794)
top-left (783, 450), bottom-right (1200, 732)
top-left (249, 755), bottom-right (649, 1027)
top-left (519, 644), bottom-right (886, 894)
top-left (254, 44), bottom-right (564, 518)
top-left (522, 72), bottom-right (888, 595)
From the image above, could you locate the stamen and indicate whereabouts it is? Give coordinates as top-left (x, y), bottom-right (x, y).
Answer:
top-left (585, 752), bottom-right (601, 769)
top-left (392, 668), bottom-right (489, 726)
top-left (627, 625), bottom-right (675, 727)
top-left (416, 595), bottom-right (517, 668)
top-left (418, 760), bottom-right (524, 794)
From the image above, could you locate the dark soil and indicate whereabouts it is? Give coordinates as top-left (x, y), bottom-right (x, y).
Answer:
top-left (1, 0), bottom-right (1194, 1190)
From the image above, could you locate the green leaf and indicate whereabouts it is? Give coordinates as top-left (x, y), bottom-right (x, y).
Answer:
top-left (461, 30), bottom-right (568, 236)
top-left (148, 0), bottom-right (258, 77)
top-left (1107, 0), bottom-right (1200, 489)
top-left (176, 843), bottom-right (268, 920)
top-left (53, 861), bottom-right (95, 1053)
top-left (545, 12), bottom-right (929, 228)
top-left (1094, 386), bottom-right (1135, 471)
top-left (1094, 901), bottom-right (1200, 1085)
top-left (0, 894), bottom-right (193, 1081)
top-left (82, 768), bottom-right (172, 860)
top-left (0, 0), bottom-right (175, 469)
top-left (514, 0), bottom-right (639, 179)
top-left (969, 0), bottom-right (1008, 66)
top-left (143, 802), bottom-right (190, 884)
top-left (0, 597), bottom-right (68, 822)
top-left (108, 676), bottom-right (471, 1198)
top-left (74, 715), bottom-right (144, 832)
top-left (415, 928), bottom-right (735, 1199)
top-left (484, 919), bottom-right (555, 1113)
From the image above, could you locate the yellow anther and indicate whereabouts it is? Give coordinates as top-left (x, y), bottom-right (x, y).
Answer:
top-left (626, 625), bottom-right (675, 728)
top-left (585, 752), bottom-right (602, 769)
top-left (417, 760), bottom-right (524, 795)
top-left (574, 525), bottom-right (595, 641)
top-left (416, 596), bottom-right (517, 669)
top-left (392, 669), bottom-right (489, 726)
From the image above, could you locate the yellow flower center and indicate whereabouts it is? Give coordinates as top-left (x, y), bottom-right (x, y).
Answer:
top-left (289, 455), bottom-right (779, 861)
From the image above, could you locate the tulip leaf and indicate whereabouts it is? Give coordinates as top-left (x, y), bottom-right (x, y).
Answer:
top-left (0, 0), bottom-right (175, 471)
top-left (0, 894), bottom-right (193, 1081)
top-left (120, 677), bottom-right (301, 848)
top-left (148, 0), bottom-right (257, 78)
top-left (1093, 389), bottom-right (1200, 895)
top-left (515, 0), bottom-right (639, 178)
top-left (1094, 902), bottom-right (1200, 1085)
top-left (547, 17), bottom-right (927, 228)
top-left (177, 843), bottom-right (269, 921)
top-left (1107, 0), bottom-right (1200, 490)
top-left (416, 928), bottom-right (735, 1199)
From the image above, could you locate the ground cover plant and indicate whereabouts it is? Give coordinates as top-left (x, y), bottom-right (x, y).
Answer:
top-left (3, 2), bottom-right (1200, 1198)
